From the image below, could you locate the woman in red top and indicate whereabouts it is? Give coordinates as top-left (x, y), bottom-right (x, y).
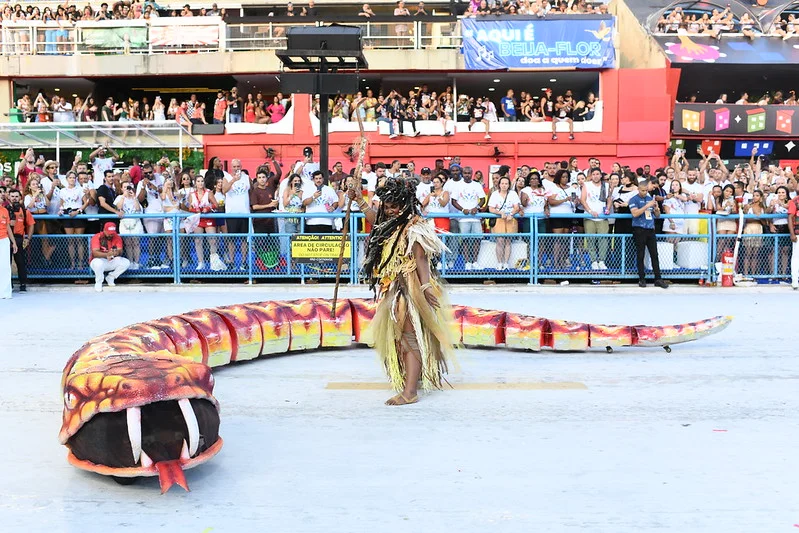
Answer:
top-left (187, 176), bottom-right (224, 271)
top-left (244, 94), bottom-right (256, 123)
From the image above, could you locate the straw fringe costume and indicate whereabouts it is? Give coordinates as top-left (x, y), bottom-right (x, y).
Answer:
top-left (362, 179), bottom-right (457, 393)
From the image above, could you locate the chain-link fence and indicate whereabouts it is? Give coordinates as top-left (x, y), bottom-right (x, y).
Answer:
top-left (14, 213), bottom-right (794, 285)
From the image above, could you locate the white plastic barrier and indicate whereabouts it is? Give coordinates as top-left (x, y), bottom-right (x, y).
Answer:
top-left (676, 241), bottom-right (708, 269)
top-left (509, 240), bottom-right (529, 267)
top-left (474, 240), bottom-right (496, 270)
top-left (645, 242), bottom-right (675, 270)
top-left (473, 239), bottom-right (528, 270)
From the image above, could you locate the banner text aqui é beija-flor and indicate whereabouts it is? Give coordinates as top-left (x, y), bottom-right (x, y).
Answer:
top-left (461, 17), bottom-right (616, 70)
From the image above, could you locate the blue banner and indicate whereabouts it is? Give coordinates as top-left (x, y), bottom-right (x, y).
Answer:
top-left (461, 17), bottom-right (616, 70)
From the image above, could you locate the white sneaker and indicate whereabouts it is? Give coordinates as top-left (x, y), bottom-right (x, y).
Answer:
top-left (793, 283), bottom-right (799, 290)
top-left (598, 261), bottom-right (608, 270)
top-left (591, 261), bottom-right (599, 270)
top-left (94, 281), bottom-right (103, 292)
top-left (436, 262), bottom-right (443, 270)
top-left (465, 262), bottom-right (473, 271)
top-left (130, 262), bottom-right (140, 270)
top-left (389, 133), bottom-right (398, 139)
top-left (105, 276), bottom-right (116, 287)
top-left (484, 133), bottom-right (491, 139)
top-left (210, 254), bottom-right (227, 271)
top-left (197, 262), bottom-right (206, 270)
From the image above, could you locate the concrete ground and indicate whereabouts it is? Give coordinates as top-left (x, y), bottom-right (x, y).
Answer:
top-left (0, 285), bottom-right (796, 533)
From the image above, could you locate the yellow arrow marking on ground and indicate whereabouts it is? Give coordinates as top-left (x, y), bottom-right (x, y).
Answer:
top-left (326, 382), bottom-right (587, 390)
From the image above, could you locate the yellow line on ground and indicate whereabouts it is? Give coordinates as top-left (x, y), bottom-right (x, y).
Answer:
top-left (326, 382), bottom-right (587, 391)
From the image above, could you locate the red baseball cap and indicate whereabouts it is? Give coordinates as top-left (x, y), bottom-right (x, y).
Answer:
top-left (103, 222), bottom-right (118, 234)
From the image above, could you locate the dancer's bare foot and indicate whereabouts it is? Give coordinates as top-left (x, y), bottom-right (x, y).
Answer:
top-left (385, 393), bottom-right (418, 406)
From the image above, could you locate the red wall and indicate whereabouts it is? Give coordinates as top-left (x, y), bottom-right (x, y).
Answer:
top-left (204, 68), bottom-right (674, 176)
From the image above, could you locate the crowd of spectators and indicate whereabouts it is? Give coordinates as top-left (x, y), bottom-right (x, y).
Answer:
top-left (463, 0), bottom-right (608, 17)
top-left (657, 7), bottom-right (756, 39)
top-left (682, 91), bottom-right (798, 105)
top-left (657, 7), bottom-right (799, 41)
top-left (314, 86), bottom-right (598, 139)
top-left (0, 2), bottom-right (229, 24)
top-left (0, 0), bottom-right (610, 23)
top-left (13, 89), bottom-right (291, 132)
top-left (2, 142), bottom-right (798, 290)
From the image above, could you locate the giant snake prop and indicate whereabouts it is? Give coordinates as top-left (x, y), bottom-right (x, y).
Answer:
top-left (59, 297), bottom-right (731, 493)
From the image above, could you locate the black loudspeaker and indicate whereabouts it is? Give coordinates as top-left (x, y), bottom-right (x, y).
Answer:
top-left (280, 73), bottom-right (359, 95)
top-left (192, 124), bottom-right (225, 135)
top-left (286, 25), bottom-right (361, 52)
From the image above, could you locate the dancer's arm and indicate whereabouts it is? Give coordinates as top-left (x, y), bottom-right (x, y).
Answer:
top-left (348, 188), bottom-right (377, 225)
top-left (413, 242), bottom-right (439, 309)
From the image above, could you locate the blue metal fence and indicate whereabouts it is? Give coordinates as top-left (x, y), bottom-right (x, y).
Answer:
top-left (15, 212), bottom-right (791, 285)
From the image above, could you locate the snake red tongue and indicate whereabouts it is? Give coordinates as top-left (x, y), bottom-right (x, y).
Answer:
top-left (156, 460), bottom-right (189, 493)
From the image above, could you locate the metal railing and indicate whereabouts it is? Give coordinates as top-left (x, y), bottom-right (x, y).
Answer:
top-left (14, 212), bottom-right (793, 285)
top-left (0, 121), bottom-right (201, 156)
top-left (1, 18), bottom-right (461, 55)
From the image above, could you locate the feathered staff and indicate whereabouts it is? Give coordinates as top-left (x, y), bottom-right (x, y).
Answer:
top-left (332, 97), bottom-right (368, 317)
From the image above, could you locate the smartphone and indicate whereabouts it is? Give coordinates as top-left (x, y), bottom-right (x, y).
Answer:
top-left (76, 150), bottom-right (82, 160)
top-left (787, 166), bottom-right (793, 173)
top-left (316, 184), bottom-right (323, 192)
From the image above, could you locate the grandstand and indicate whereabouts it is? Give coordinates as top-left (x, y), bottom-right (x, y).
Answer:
top-left (2, 0), bottom-right (797, 286)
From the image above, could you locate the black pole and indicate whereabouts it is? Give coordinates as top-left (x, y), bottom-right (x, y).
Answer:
top-left (318, 59), bottom-right (329, 183)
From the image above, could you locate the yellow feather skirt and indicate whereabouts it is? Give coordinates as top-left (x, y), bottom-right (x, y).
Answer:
top-left (368, 274), bottom-right (457, 392)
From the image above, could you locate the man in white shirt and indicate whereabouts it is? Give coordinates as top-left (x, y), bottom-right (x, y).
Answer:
top-left (222, 158), bottom-right (251, 269)
top-left (367, 163), bottom-right (386, 205)
top-left (302, 171), bottom-right (339, 233)
top-left (541, 161), bottom-right (559, 194)
top-left (682, 169), bottom-right (704, 235)
top-left (415, 167), bottom-right (433, 203)
top-left (443, 164), bottom-right (464, 231)
top-left (89, 143), bottom-right (120, 188)
top-left (451, 168), bottom-right (486, 270)
top-left (362, 162), bottom-right (377, 195)
top-left (52, 97), bottom-right (74, 123)
top-left (293, 146), bottom-right (320, 188)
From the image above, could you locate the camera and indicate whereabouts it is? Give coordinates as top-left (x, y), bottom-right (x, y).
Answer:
top-left (361, 177), bottom-right (369, 187)
top-left (265, 147), bottom-right (276, 158)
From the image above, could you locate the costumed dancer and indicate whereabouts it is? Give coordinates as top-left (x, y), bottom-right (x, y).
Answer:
top-left (348, 177), bottom-right (456, 405)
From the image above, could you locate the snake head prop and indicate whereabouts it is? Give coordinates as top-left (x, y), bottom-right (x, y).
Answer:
top-left (58, 349), bottom-right (221, 493)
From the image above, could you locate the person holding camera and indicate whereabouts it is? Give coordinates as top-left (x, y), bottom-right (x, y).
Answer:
top-left (89, 222), bottom-right (130, 292)
top-left (293, 146), bottom-right (320, 188)
top-left (250, 168), bottom-right (280, 234)
top-left (629, 179), bottom-right (668, 289)
top-left (222, 158), bottom-right (251, 270)
top-left (302, 171), bottom-right (339, 234)
top-left (59, 172), bottom-right (90, 270)
top-left (7, 189), bottom-right (33, 292)
top-left (114, 182), bottom-right (144, 270)
top-left (281, 173), bottom-right (306, 242)
top-left (89, 142), bottom-right (119, 188)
